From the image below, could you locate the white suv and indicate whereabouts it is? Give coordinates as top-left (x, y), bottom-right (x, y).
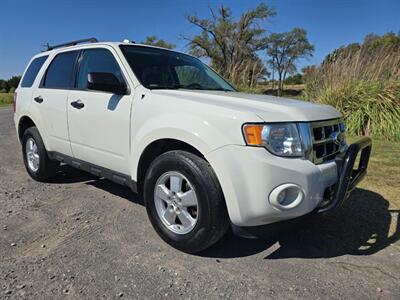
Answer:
top-left (14, 38), bottom-right (371, 253)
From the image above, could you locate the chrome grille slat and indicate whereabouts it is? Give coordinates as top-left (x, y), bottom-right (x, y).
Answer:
top-left (313, 137), bottom-right (336, 145)
top-left (310, 119), bottom-right (346, 164)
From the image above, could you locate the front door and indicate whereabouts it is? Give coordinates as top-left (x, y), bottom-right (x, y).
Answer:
top-left (67, 47), bottom-right (132, 175)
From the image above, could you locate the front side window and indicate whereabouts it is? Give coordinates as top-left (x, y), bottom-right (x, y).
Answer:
top-left (77, 48), bottom-right (124, 89)
top-left (42, 51), bottom-right (79, 89)
top-left (21, 56), bottom-right (48, 88)
top-left (120, 45), bottom-right (235, 91)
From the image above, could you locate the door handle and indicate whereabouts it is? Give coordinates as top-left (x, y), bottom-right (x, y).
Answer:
top-left (70, 100), bottom-right (85, 109)
top-left (34, 96), bottom-right (43, 103)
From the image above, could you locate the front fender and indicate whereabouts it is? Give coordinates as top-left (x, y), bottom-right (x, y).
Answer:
top-left (130, 112), bottom-right (241, 181)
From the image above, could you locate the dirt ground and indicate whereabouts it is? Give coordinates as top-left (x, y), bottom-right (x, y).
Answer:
top-left (1, 107), bottom-right (399, 299)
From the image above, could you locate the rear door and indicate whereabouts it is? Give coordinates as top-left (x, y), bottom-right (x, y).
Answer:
top-left (67, 47), bottom-right (132, 174)
top-left (31, 50), bottom-right (79, 156)
top-left (17, 55), bottom-right (48, 114)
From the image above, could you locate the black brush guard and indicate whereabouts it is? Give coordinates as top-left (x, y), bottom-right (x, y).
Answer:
top-left (317, 137), bottom-right (372, 213)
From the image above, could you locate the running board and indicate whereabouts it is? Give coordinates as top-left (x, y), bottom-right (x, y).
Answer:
top-left (48, 151), bottom-right (138, 193)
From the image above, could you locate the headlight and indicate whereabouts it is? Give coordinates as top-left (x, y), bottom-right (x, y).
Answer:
top-left (242, 123), bottom-right (304, 157)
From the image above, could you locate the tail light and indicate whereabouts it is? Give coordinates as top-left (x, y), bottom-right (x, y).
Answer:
top-left (13, 92), bottom-right (17, 113)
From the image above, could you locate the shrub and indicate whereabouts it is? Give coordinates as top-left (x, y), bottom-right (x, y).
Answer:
top-left (303, 43), bottom-right (400, 141)
top-left (0, 93), bottom-right (13, 105)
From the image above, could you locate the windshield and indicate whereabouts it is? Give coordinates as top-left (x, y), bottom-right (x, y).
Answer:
top-left (119, 45), bottom-right (235, 91)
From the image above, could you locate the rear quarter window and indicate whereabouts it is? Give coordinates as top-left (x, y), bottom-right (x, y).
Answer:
top-left (20, 56), bottom-right (48, 88)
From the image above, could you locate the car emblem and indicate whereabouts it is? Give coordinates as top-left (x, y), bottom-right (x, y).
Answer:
top-left (330, 131), bottom-right (342, 146)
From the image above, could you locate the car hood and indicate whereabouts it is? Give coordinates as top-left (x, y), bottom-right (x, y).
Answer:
top-left (151, 89), bottom-right (342, 122)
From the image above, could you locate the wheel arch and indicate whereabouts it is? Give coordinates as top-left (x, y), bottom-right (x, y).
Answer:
top-left (18, 115), bottom-right (37, 143)
top-left (136, 138), bottom-right (208, 194)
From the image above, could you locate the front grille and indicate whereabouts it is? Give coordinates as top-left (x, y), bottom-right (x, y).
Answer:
top-left (310, 119), bottom-right (346, 164)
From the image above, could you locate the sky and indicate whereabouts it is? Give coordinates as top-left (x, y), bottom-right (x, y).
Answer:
top-left (0, 0), bottom-right (399, 79)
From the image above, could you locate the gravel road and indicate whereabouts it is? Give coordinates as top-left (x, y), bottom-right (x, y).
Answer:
top-left (1, 106), bottom-right (399, 299)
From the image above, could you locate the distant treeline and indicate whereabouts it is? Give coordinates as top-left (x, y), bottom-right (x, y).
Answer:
top-left (0, 76), bottom-right (21, 93)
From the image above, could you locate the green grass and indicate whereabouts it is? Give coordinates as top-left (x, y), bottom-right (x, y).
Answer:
top-left (0, 93), bottom-right (13, 106)
top-left (349, 136), bottom-right (400, 209)
top-left (327, 137), bottom-right (400, 249)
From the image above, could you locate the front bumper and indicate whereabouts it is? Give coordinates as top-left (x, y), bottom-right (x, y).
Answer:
top-left (206, 137), bottom-right (371, 227)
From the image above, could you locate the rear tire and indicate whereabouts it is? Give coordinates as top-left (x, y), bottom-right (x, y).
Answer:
top-left (22, 127), bottom-right (59, 182)
top-left (144, 150), bottom-right (229, 253)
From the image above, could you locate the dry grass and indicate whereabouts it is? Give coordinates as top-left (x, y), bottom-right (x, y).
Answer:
top-left (0, 93), bottom-right (13, 106)
top-left (303, 46), bottom-right (400, 141)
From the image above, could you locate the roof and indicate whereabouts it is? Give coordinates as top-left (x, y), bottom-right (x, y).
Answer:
top-left (39, 40), bottom-right (184, 56)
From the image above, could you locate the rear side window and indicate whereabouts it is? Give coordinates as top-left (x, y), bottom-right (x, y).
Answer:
top-left (77, 49), bottom-right (124, 89)
top-left (42, 51), bottom-right (79, 89)
top-left (21, 56), bottom-right (48, 87)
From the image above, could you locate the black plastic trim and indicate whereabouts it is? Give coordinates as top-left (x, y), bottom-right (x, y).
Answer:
top-left (47, 38), bottom-right (98, 51)
top-left (48, 151), bottom-right (138, 193)
top-left (317, 136), bottom-right (372, 213)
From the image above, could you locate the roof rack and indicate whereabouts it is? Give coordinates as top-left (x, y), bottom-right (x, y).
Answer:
top-left (46, 37), bottom-right (98, 51)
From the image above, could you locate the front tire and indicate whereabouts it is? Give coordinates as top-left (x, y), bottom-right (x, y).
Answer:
top-left (144, 150), bottom-right (229, 253)
top-left (22, 127), bottom-right (59, 182)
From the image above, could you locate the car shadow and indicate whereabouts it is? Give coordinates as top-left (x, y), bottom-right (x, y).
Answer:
top-left (51, 165), bottom-right (144, 205)
top-left (50, 166), bottom-right (399, 259)
top-left (51, 165), bottom-right (98, 184)
top-left (201, 189), bottom-right (399, 259)
top-left (87, 178), bottom-right (144, 206)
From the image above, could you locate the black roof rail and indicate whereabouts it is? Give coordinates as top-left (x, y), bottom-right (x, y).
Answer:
top-left (46, 38), bottom-right (98, 51)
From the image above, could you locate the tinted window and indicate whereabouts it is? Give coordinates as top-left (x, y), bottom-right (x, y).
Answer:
top-left (21, 56), bottom-right (48, 87)
top-left (77, 49), bottom-right (124, 89)
top-left (43, 51), bottom-right (79, 89)
top-left (120, 45), bottom-right (235, 91)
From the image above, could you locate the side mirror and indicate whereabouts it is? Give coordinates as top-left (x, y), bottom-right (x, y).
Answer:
top-left (87, 72), bottom-right (127, 95)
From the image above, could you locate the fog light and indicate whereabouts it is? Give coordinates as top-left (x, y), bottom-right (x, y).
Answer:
top-left (277, 190), bottom-right (287, 205)
top-left (269, 184), bottom-right (304, 210)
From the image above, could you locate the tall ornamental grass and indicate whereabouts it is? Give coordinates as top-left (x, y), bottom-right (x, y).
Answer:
top-left (303, 46), bottom-right (400, 141)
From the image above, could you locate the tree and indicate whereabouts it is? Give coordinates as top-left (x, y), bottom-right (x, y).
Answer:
top-left (184, 3), bottom-right (275, 88)
top-left (0, 76), bottom-right (21, 93)
top-left (7, 76), bottom-right (21, 91)
top-left (284, 73), bottom-right (303, 85)
top-left (142, 36), bottom-right (175, 49)
top-left (322, 32), bottom-right (400, 66)
top-left (0, 80), bottom-right (7, 92)
top-left (266, 28), bottom-right (314, 96)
